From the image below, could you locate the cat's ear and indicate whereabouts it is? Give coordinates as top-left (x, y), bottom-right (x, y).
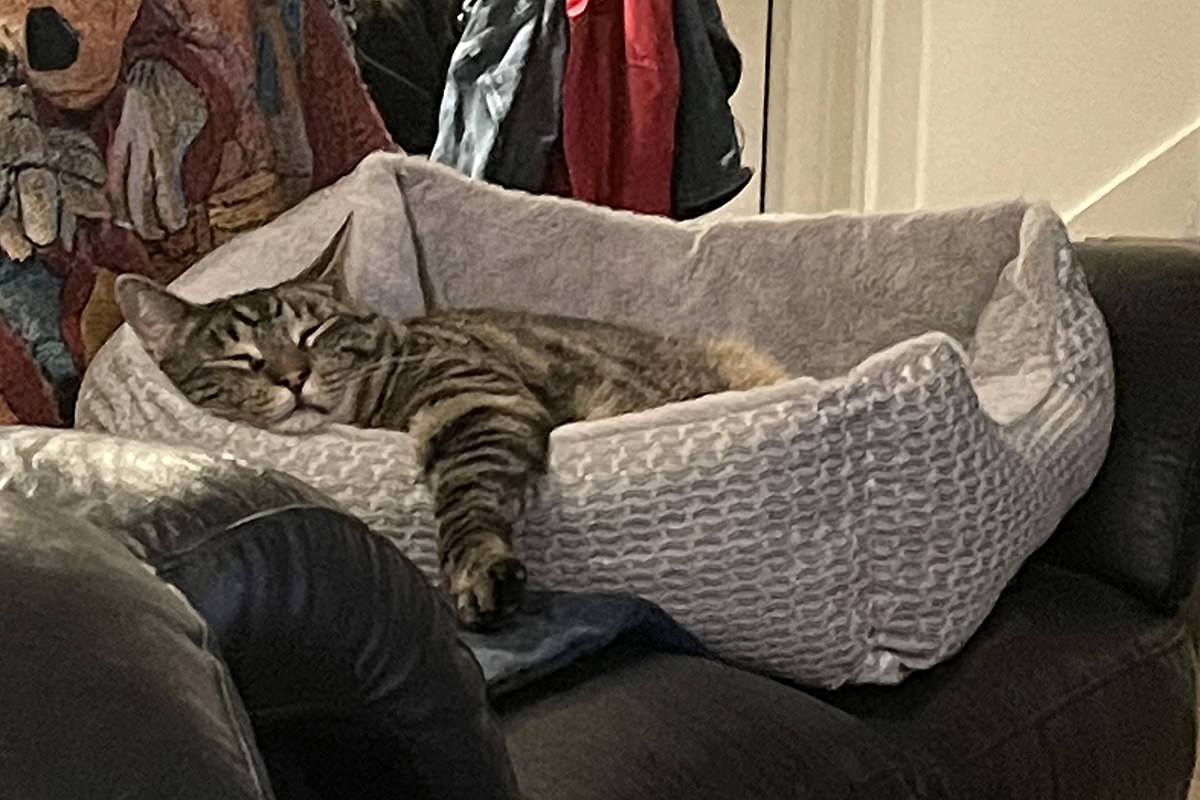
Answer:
top-left (293, 213), bottom-right (354, 300)
top-left (114, 274), bottom-right (198, 363)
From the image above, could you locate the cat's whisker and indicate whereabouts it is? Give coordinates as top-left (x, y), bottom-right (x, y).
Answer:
top-left (335, 353), bottom-right (424, 374)
top-left (324, 354), bottom-right (426, 386)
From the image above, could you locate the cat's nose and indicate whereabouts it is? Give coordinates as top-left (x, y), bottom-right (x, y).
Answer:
top-left (278, 369), bottom-right (311, 394)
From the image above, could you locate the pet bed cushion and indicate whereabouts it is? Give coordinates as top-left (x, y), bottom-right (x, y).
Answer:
top-left (79, 153), bottom-right (1114, 687)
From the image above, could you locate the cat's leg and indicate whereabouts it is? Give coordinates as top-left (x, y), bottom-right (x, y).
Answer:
top-left (409, 391), bottom-right (552, 628)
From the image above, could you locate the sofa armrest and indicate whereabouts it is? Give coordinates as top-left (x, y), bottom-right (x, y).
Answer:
top-left (0, 427), bottom-right (521, 799)
top-left (0, 492), bottom-right (273, 799)
top-left (1036, 240), bottom-right (1200, 614)
top-left (157, 505), bottom-right (520, 800)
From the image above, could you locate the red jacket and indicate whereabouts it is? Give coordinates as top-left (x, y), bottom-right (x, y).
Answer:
top-left (562, 0), bottom-right (680, 215)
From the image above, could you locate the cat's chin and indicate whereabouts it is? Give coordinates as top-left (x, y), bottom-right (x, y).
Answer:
top-left (267, 408), bottom-right (333, 435)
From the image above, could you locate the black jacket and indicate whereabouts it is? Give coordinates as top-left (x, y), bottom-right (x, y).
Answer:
top-left (351, 0), bottom-right (463, 154)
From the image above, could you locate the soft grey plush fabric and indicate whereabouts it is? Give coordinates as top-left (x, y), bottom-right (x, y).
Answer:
top-left (79, 152), bottom-right (1114, 687)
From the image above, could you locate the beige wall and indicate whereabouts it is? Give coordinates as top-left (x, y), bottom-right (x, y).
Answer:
top-left (763, 0), bottom-right (1200, 239)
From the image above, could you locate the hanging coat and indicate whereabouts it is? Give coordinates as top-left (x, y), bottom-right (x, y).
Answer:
top-left (672, 0), bottom-right (753, 218)
top-left (487, 0), bottom-right (568, 192)
top-left (561, 0), bottom-right (681, 215)
top-left (350, 0), bottom-right (463, 155)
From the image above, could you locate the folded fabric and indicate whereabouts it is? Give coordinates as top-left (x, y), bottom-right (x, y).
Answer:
top-left (462, 591), bottom-right (705, 696)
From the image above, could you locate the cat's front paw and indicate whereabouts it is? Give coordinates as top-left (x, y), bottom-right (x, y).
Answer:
top-left (444, 542), bottom-right (527, 630)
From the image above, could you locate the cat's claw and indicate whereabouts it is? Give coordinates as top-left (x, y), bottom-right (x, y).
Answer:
top-left (449, 553), bottom-right (527, 630)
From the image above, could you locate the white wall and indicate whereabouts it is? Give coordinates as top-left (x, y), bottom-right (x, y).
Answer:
top-left (764, 0), bottom-right (1200, 239)
top-left (763, 0), bottom-right (872, 214)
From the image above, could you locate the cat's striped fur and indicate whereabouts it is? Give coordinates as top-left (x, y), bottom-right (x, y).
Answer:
top-left (116, 219), bottom-right (786, 626)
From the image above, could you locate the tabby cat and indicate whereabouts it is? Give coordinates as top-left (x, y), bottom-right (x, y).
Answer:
top-left (115, 217), bottom-right (786, 627)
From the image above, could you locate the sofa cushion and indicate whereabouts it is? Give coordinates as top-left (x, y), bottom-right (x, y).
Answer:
top-left (500, 562), bottom-right (1195, 800)
top-left (1041, 241), bottom-right (1200, 612)
top-left (0, 492), bottom-right (272, 799)
top-left (498, 646), bottom-right (944, 800)
top-left (819, 561), bottom-right (1194, 798)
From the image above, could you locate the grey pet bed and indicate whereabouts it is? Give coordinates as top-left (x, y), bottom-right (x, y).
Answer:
top-left (79, 153), bottom-right (1114, 687)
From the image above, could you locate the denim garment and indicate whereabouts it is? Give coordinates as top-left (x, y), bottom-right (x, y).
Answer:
top-left (432, 0), bottom-right (557, 180)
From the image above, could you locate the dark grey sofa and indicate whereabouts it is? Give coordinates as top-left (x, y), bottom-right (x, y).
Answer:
top-left (1, 240), bottom-right (1197, 799)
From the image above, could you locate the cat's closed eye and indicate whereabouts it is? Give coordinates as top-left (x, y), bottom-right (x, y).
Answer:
top-left (298, 318), bottom-right (340, 350)
top-left (208, 353), bottom-right (266, 371)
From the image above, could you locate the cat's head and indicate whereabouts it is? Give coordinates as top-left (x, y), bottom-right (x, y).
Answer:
top-left (115, 215), bottom-right (395, 434)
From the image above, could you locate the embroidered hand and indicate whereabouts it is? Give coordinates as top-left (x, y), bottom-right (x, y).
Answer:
top-left (0, 81), bottom-right (109, 260)
top-left (108, 58), bottom-right (208, 241)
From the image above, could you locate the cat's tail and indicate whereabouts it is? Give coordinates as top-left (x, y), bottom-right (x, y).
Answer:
top-left (705, 337), bottom-right (789, 391)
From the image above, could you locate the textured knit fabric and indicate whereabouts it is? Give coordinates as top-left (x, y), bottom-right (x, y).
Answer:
top-left (79, 153), bottom-right (1114, 687)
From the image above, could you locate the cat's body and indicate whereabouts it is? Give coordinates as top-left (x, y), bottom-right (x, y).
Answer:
top-left (116, 218), bottom-right (786, 625)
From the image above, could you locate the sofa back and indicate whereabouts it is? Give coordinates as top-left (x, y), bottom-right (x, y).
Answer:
top-left (1039, 241), bottom-right (1200, 614)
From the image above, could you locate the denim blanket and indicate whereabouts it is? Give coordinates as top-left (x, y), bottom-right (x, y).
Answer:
top-left (461, 591), bottom-right (706, 697)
